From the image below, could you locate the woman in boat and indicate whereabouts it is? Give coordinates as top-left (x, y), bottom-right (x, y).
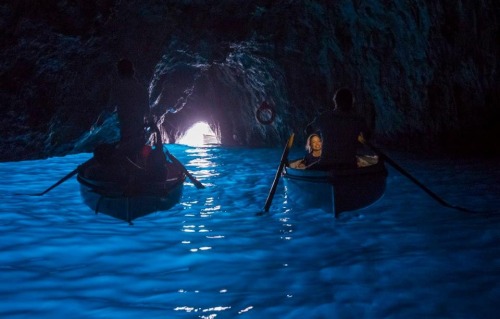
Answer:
top-left (298, 133), bottom-right (322, 169)
top-left (306, 87), bottom-right (369, 169)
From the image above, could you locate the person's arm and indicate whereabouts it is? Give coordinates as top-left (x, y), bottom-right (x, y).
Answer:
top-left (361, 120), bottom-right (371, 141)
top-left (297, 154), bottom-right (307, 169)
top-left (358, 133), bottom-right (366, 144)
top-left (356, 112), bottom-right (371, 141)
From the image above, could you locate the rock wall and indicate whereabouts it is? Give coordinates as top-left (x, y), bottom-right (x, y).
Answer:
top-left (0, 0), bottom-right (498, 161)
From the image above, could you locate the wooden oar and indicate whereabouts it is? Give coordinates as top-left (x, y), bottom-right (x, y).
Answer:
top-left (261, 133), bottom-right (295, 214)
top-left (164, 149), bottom-right (205, 189)
top-left (361, 138), bottom-right (476, 213)
top-left (16, 158), bottom-right (93, 196)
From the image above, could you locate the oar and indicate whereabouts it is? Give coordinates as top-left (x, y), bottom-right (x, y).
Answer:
top-left (164, 149), bottom-right (205, 189)
top-left (16, 159), bottom-right (93, 196)
top-left (361, 138), bottom-right (476, 213)
top-left (260, 133), bottom-right (295, 214)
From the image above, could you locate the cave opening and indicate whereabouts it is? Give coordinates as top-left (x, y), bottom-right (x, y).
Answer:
top-left (177, 121), bottom-right (219, 147)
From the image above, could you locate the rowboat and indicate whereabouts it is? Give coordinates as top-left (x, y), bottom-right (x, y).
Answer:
top-left (76, 154), bottom-right (185, 223)
top-left (77, 156), bottom-right (185, 223)
top-left (75, 125), bottom-right (188, 225)
top-left (283, 156), bottom-right (387, 217)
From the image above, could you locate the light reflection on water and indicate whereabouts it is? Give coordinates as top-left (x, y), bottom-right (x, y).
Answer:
top-left (0, 145), bottom-right (499, 318)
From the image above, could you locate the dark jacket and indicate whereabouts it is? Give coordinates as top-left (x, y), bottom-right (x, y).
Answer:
top-left (309, 109), bottom-right (368, 168)
top-left (110, 77), bottom-right (150, 152)
top-left (303, 152), bottom-right (321, 167)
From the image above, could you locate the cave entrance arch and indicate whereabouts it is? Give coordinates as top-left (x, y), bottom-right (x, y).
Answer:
top-left (177, 121), bottom-right (219, 146)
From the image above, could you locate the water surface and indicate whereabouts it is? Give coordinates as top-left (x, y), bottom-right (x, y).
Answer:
top-left (1, 145), bottom-right (499, 318)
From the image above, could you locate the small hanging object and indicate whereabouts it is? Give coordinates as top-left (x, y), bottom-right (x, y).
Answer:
top-left (255, 101), bottom-right (276, 125)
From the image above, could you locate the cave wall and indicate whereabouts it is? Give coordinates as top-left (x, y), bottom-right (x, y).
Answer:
top-left (0, 0), bottom-right (498, 161)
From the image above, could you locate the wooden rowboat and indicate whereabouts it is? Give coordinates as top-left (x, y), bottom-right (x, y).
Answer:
top-left (77, 165), bottom-right (185, 224)
top-left (77, 159), bottom-right (185, 223)
top-left (283, 157), bottom-right (387, 217)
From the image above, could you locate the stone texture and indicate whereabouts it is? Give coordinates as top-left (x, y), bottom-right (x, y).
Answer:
top-left (0, 0), bottom-right (498, 161)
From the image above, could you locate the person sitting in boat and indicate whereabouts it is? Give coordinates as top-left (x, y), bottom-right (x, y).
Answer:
top-left (306, 87), bottom-right (370, 170)
top-left (84, 142), bottom-right (122, 181)
top-left (298, 133), bottom-right (322, 169)
top-left (109, 58), bottom-right (151, 160)
top-left (141, 131), bottom-right (169, 181)
top-left (87, 58), bottom-right (154, 189)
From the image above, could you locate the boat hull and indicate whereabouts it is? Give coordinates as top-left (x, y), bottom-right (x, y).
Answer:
top-left (283, 160), bottom-right (387, 216)
top-left (77, 172), bottom-right (185, 223)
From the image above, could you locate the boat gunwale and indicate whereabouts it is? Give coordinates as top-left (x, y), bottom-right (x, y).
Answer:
top-left (283, 159), bottom-right (387, 183)
top-left (76, 173), bottom-right (186, 198)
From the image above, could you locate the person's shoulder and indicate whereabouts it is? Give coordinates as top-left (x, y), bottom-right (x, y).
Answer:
top-left (317, 110), bottom-right (335, 120)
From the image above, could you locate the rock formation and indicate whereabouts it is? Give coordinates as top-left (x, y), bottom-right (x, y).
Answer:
top-left (1, 0), bottom-right (498, 161)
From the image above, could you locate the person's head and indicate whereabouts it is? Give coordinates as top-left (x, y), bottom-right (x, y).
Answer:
top-left (306, 134), bottom-right (322, 153)
top-left (333, 87), bottom-right (353, 112)
top-left (117, 58), bottom-right (135, 78)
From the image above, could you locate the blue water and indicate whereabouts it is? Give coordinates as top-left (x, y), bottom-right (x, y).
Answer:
top-left (1, 145), bottom-right (499, 318)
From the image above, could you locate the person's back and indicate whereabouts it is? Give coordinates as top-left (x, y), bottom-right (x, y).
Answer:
top-left (114, 77), bottom-right (149, 144)
top-left (317, 109), bottom-right (367, 167)
top-left (311, 88), bottom-right (368, 169)
top-left (111, 59), bottom-right (150, 155)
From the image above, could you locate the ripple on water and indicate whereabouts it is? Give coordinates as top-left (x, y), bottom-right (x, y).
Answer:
top-left (0, 148), bottom-right (499, 318)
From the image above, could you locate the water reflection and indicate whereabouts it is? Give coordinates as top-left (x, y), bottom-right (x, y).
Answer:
top-left (0, 148), bottom-right (499, 318)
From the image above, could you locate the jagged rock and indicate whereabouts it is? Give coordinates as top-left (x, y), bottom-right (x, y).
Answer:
top-left (0, 0), bottom-right (498, 161)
